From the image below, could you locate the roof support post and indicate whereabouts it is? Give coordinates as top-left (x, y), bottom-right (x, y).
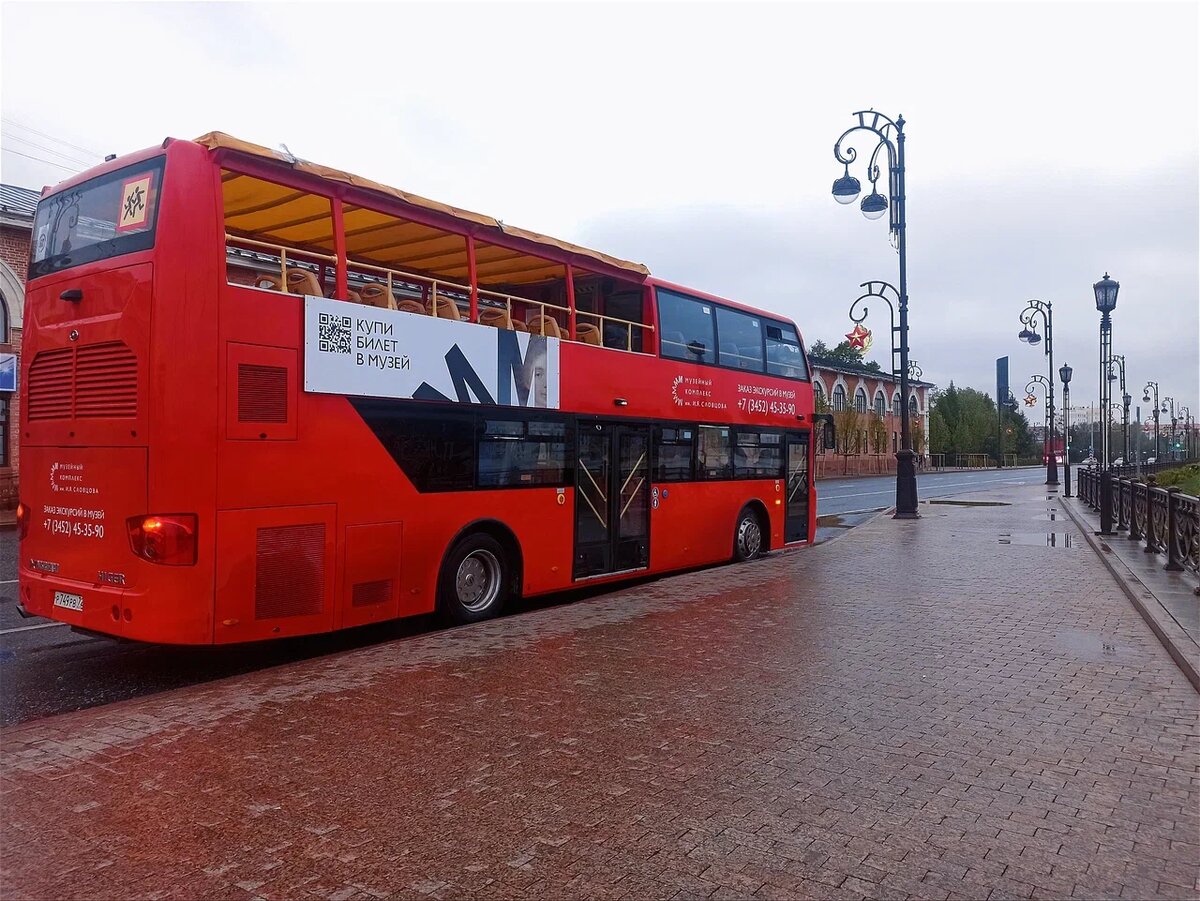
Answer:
top-left (331, 198), bottom-right (348, 300)
top-left (467, 235), bottom-right (479, 323)
top-left (566, 263), bottom-right (577, 341)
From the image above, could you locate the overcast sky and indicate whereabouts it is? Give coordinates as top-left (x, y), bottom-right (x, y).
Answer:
top-left (3, 1), bottom-right (1196, 424)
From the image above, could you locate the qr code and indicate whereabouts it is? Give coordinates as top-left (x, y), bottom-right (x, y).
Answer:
top-left (318, 312), bottom-right (352, 353)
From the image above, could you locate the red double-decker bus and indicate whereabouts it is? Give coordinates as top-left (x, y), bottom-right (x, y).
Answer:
top-left (16, 133), bottom-right (823, 644)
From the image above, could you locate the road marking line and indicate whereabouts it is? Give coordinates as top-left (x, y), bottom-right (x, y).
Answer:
top-left (0, 579), bottom-right (17, 585)
top-left (821, 477), bottom-right (1035, 500)
top-left (1, 621), bottom-right (68, 635)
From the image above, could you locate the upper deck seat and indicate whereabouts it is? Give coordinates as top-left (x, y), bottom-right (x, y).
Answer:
top-left (662, 331), bottom-right (686, 356)
top-left (396, 299), bottom-right (426, 315)
top-left (510, 319), bottom-right (529, 333)
top-left (427, 296), bottom-right (463, 321)
top-left (528, 315), bottom-right (562, 339)
top-left (359, 283), bottom-right (397, 310)
top-left (285, 268), bottom-right (323, 297)
top-left (479, 308), bottom-right (513, 330)
top-left (575, 323), bottom-right (602, 346)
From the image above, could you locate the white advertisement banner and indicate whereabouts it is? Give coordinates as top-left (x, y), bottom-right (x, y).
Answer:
top-left (303, 296), bottom-right (560, 409)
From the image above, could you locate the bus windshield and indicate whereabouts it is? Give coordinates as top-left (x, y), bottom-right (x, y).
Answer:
top-left (29, 157), bottom-right (165, 279)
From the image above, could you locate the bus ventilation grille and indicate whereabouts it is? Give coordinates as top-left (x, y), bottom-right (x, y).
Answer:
top-left (352, 579), bottom-right (391, 607)
top-left (238, 364), bottom-right (288, 423)
top-left (27, 342), bottom-right (137, 421)
top-left (255, 523), bottom-right (325, 619)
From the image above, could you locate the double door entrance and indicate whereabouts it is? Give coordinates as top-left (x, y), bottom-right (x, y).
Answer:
top-left (574, 421), bottom-right (650, 579)
top-left (784, 433), bottom-right (811, 543)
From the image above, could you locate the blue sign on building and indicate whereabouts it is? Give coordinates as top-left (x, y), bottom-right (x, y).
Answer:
top-left (0, 353), bottom-right (16, 392)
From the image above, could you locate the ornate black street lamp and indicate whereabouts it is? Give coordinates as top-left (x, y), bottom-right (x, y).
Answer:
top-left (1026, 375), bottom-right (1054, 468)
top-left (997, 389), bottom-right (1018, 467)
top-left (833, 110), bottom-right (917, 519)
top-left (1094, 273), bottom-right (1119, 534)
top-left (1018, 300), bottom-right (1058, 485)
top-left (1059, 363), bottom-right (1073, 497)
top-left (1162, 396), bottom-right (1179, 460)
top-left (1182, 406), bottom-right (1193, 459)
top-left (1143, 380), bottom-right (1160, 461)
top-left (1107, 354), bottom-right (1129, 463)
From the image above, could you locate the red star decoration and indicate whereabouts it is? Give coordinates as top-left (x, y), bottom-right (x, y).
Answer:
top-left (845, 324), bottom-right (872, 352)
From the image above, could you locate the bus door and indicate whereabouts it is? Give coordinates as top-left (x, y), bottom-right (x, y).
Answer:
top-left (784, 432), bottom-right (811, 543)
top-left (574, 421), bottom-right (651, 578)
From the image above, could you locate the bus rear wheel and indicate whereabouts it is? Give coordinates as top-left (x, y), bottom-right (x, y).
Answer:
top-left (438, 532), bottom-right (511, 625)
top-left (733, 508), bottom-right (765, 562)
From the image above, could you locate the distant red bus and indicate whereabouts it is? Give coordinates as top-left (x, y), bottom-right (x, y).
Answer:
top-left (17, 133), bottom-right (821, 644)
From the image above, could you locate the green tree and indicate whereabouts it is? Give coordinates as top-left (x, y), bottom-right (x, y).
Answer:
top-left (929, 409), bottom-right (951, 455)
top-left (808, 339), bottom-right (882, 372)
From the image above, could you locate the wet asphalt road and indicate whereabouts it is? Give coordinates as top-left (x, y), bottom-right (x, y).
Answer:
top-left (0, 466), bottom-right (1044, 726)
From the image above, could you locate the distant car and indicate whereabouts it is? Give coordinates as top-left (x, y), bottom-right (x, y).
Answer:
top-left (1083, 456), bottom-right (1099, 467)
top-left (1113, 457), bottom-right (1124, 466)
top-left (1147, 456), bottom-right (1157, 464)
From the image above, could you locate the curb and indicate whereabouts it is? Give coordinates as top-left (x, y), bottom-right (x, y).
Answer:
top-left (1057, 496), bottom-right (1200, 694)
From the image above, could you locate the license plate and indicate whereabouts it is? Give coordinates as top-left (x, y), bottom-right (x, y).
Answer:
top-left (53, 591), bottom-right (84, 612)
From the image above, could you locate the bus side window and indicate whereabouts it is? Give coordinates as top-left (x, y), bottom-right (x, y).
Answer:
top-left (655, 426), bottom-right (695, 481)
top-left (697, 425), bottom-right (732, 479)
top-left (765, 323), bottom-right (808, 379)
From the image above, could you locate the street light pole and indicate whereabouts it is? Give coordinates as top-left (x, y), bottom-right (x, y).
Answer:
top-left (1162, 396), bottom-right (1179, 460)
top-left (1060, 364), bottom-right (1073, 497)
top-left (1143, 381), bottom-right (1160, 461)
top-left (1093, 273), bottom-right (1119, 535)
top-left (1018, 300), bottom-right (1058, 485)
top-left (832, 110), bottom-right (917, 519)
top-left (1107, 354), bottom-right (1128, 462)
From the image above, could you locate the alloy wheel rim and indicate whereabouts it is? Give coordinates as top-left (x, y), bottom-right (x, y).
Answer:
top-left (739, 517), bottom-right (762, 558)
top-left (455, 549), bottom-right (501, 612)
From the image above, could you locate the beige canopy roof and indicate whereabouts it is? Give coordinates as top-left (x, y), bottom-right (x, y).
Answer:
top-left (195, 131), bottom-right (650, 281)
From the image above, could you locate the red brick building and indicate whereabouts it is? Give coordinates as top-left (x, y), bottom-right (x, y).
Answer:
top-left (0, 184), bottom-right (35, 507)
top-left (810, 356), bottom-right (933, 479)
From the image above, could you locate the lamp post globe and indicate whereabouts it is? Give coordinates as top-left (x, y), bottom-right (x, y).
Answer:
top-left (860, 191), bottom-right (888, 220)
top-left (832, 169), bottom-right (861, 205)
top-left (1094, 273), bottom-right (1119, 312)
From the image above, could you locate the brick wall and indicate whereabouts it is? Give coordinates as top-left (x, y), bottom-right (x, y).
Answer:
top-left (1, 225), bottom-right (30, 283)
top-left (0, 223), bottom-right (28, 508)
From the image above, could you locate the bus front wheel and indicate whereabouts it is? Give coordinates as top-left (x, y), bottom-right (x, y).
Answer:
top-left (438, 532), bottom-right (511, 625)
top-left (733, 507), bottom-right (765, 562)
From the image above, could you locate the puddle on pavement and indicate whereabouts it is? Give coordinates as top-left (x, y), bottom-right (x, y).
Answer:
top-left (1032, 512), bottom-right (1062, 521)
top-left (1057, 629), bottom-right (1126, 662)
top-left (999, 532), bottom-right (1075, 547)
top-left (816, 515), bottom-right (852, 530)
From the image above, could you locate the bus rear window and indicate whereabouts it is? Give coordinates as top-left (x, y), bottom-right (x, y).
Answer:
top-left (29, 158), bottom-right (165, 279)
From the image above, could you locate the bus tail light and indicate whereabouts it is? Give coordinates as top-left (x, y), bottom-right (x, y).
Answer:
top-left (15, 501), bottom-right (29, 541)
top-left (127, 514), bottom-right (198, 566)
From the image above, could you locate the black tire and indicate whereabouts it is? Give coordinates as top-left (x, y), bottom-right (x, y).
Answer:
top-left (733, 507), bottom-right (765, 562)
top-left (437, 532), bottom-right (511, 625)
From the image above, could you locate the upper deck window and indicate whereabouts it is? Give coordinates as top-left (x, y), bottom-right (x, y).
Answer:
top-left (764, 322), bottom-right (808, 380)
top-left (716, 307), bottom-right (765, 373)
top-left (658, 289), bottom-right (716, 364)
top-left (29, 157), bottom-right (166, 280)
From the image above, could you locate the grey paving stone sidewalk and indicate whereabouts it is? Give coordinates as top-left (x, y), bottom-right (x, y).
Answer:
top-left (2, 484), bottom-right (1197, 900)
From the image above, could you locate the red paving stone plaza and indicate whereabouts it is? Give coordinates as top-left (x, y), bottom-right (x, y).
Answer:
top-left (2, 484), bottom-right (1198, 901)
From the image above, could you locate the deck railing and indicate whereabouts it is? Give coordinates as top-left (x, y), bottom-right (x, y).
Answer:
top-left (1077, 461), bottom-right (1199, 576)
top-left (225, 235), bottom-right (655, 352)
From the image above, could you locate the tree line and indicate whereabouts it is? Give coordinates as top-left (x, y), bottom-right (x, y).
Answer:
top-left (927, 383), bottom-right (1037, 461)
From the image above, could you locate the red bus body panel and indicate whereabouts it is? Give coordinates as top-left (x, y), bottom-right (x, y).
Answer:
top-left (19, 138), bottom-right (816, 645)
